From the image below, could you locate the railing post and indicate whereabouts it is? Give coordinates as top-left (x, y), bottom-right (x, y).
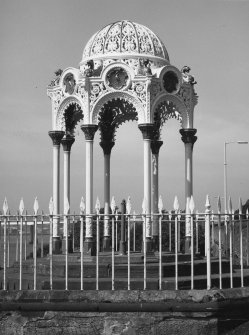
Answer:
top-left (119, 200), bottom-right (126, 255)
top-left (3, 198), bottom-right (8, 291)
top-left (239, 198), bottom-right (244, 287)
top-left (205, 195), bottom-right (211, 290)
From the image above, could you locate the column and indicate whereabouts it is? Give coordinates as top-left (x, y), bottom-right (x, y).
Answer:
top-left (81, 124), bottom-right (98, 255)
top-left (61, 135), bottom-right (75, 253)
top-left (48, 130), bottom-right (65, 253)
top-left (179, 128), bottom-right (197, 254)
top-left (138, 123), bottom-right (154, 253)
top-left (151, 140), bottom-right (163, 250)
top-left (100, 140), bottom-right (115, 251)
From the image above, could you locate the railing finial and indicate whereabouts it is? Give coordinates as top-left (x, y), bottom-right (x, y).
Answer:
top-left (3, 197), bottom-right (8, 216)
top-left (34, 197), bottom-right (39, 215)
top-left (19, 198), bottom-right (25, 215)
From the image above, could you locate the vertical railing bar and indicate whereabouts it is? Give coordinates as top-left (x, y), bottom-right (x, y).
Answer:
top-left (115, 216), bottom-right (118, 252)
top-left (72, 212), bottom-right (75, 253)
top-left (65, 214), bottom-right (68, 290)
top-left (225, 212), bottom-right (228, 258)
top-left (143, 213), bottom-right (146, 290)
top-left (34, 214), bottom-right (37, 290)
top-left (41, 211), bottom-right (44, 258)
top-left (239, 210), bottom-right (244, 288)
top-left (3, 215), bottom-right (7, 290)
top-left (16, 212), bottom-right (19, 263)
top-left (191, 212), bottom-right (194, 290)
top-left (127, 214), bottom-right (130, 291)
top-left (206, 197), bottom-right (211, 290)
top-left (211, 211), bottom-right (214, 245)
top-left (159, 213), bottom-right (162, 290)
top-left (49, 215), bottom-right (53, 290)
top-left (133, 216), bottom-right (136, 252)
top-left (247, 212), bottom-right (249, 267)
top-left (96, 213), bottom-right (99, 291)
top-left (112, 214), bottom-right (115, 291)
top-left (177, 216), bottom-right (181, 253)
top-left (175, 211), bottom-right (178, 290)
top-left (24, 212), bottom-right (27, 261)
top-left (19, 214), bottom-right (23, 290)
top-left (218, 211), bottom-right (222, 289)
top-left (80, 214), bottom-right (84, 291)
top-left (169, 213), bottom-right (172, 252)
top-left (229, 213), bottom-right (233, 288)
top-left (7, 212), bottom-right (10, 269)
top-left (195, 212), bottom-right (199, 254)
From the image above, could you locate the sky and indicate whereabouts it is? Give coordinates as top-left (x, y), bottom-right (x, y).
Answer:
top-left (1, 0), bottom-right (249, 214)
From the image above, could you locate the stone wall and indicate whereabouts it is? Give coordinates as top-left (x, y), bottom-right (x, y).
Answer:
top-left (1, 289), bottom-right (249, 334)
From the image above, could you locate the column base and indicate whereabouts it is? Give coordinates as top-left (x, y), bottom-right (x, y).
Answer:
top-left (119, 240), bottom-right (126, 255)
top-left (152, 235), bottom-right (159, 251)
top-left (83, 237), bottom-right (96, 256)
top-left (52, 237), bottom-right (62, 254)
top-left (102, 236), bottom-right (111, 252)
top-left (142, 238), bottom-right (154, 254)
top-left (184, 236), bottom-right (192, 254)
top-left (62, 237), bottom-right (73, 254)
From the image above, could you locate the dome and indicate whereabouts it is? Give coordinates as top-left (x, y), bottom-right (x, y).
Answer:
top-left (81, 20), bottom-right (169, 64)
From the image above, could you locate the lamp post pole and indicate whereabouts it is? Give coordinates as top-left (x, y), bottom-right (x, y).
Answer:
top-left (224, 141), bottom-right (248, 213)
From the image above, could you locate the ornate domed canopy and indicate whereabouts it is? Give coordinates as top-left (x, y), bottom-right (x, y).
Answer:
top-left (81, 20), bottom-right (169, 64)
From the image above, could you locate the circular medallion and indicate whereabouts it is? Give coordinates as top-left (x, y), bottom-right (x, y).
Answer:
top-left (106, 67), bottom-right (129, 90)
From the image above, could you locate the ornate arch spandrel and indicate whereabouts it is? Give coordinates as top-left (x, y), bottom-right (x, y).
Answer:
top-left (56, 96), bottom-right (85, 132)
top-left (91, 91), bottom-right (146, 125)
top-left (152, 93), bottom-right (190, 129)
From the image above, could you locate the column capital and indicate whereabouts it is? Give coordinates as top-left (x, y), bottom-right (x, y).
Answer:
top-left (100, 140), bottom-right (115, 155)
top-left (61, 135), bottom-right (75, 152)
top-left (180, 128), bottom-right (197, 145)
top-left (151, 140), bottom-right (163, 155)
top-left (81, 124), bottom-right (98, 141)
top-left (138, 123), bottom-right (155, 140)
top-left (48, 130), bottom-right (65, 146)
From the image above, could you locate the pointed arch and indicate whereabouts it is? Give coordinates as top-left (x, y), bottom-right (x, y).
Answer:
top-left (56, 96), bottom-right (84, 132)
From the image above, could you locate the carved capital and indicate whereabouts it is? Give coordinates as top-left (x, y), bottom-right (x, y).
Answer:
top-left (61, 135), bottom-right (75, 152)
top-left (100, 141), bottom-right (115, 155)
top-left (151, 140), bottom-right (163, 155)
top-left (138, 123), bottom-right (155, 140)
top-left (81, 124), bottom-right (98, 141)
top-left (48, 131), bottom-right (65, 146)
top-left (180, 128), bottom-right (197, 145)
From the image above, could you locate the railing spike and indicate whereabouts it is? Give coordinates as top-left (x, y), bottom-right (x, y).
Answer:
top-left (95, 197), bottom-right (100, 214)
top-left (205, 195), bottom-right (210, 209)
top-left (173, 196), bottom-right (179, 212)
top-left (33, 197), bottom-right (39, 215)
top-left (158, 195), bottom-right (163, 214)
top-left (49, 197), bottom-right (54, 215)
top-left (3, 197), bottom-right (8, 216)
top-left (217, 196), bottom-right (221, 214)
top-left (126, 196), bottom-right (132, 215)
top-left (189, 196), bottom-right (195, 213)
top-left (239, 197), bottom-right (243, 215)
top-left (80, 196), bottom-right (85, 214)
top-left (111, 196), bottom-right (116, 214)
top-left (246, 208), bottom-right (249, 219)
top-left (19, 198), bottom-right (25, 215)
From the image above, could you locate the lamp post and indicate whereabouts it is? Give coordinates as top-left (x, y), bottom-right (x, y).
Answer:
top-left (224, 141), bottom-right (248, 213)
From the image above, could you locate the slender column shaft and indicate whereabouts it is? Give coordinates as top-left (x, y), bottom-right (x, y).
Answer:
top-left (180, 128), bottom-right (197, 254)
top-left (81, 125), bottom-right (98, 254)
top-left (85, 139), bottom-right (94, 238)
top-left (100, 141), bottom-right (115, 251)
top-left (151, 141), bottom-right (163, 249)
top-left (139, 124), bottom-right (154, 253)
top-left (48, 131), bottom-right (64, 251)
top-left (61, 136), bottom-right (75, 238)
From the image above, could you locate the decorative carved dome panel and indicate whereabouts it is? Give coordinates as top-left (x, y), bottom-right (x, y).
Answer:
top-left (81, 20), bottom-right (169, 64)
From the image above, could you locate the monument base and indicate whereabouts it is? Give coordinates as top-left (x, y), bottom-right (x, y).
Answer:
top-left (83, 237), bottom-right (96, 256)
top-left (52, 237), bottom-right (62, 254)
top-left (102, 236), bottom-right (111, 252)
